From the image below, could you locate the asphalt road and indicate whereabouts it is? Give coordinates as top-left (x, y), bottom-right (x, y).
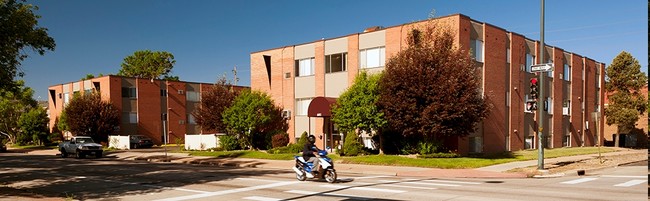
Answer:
top-left (0, 151), bottom-right (646, 201)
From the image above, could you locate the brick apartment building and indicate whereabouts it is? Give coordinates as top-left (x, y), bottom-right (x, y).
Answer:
top-left (603, 86), bottom-right (648, 147)
top-left (250, 14), bottom-right (606, 154)
top-left (48, 75), bottom-right (246, 144)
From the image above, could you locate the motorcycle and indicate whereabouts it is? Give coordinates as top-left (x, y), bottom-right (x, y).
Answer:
top-left (292, 150), bottom-right (337, 183)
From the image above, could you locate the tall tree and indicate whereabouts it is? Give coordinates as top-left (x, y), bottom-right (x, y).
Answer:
top-left (378, 23), bottom-right (490, 148)
top-left (192, 77), bottom-right (238, 132)
top-left (61, 93), bottom-right (120, 143)
top-left (331, 71), bottom-right (387, 152)
top-left (18, 107), bottom-right (49, 145)
top-left (222, 90), bottom-right (287, 149)
top-left (604, 51), bottom-right (647, 134)
top-left (117, 50), bottom-right (177, 81)
top-left (0, 80), bottom-right (36, 144)
top-left (0, 0), bottom-right (55, 90)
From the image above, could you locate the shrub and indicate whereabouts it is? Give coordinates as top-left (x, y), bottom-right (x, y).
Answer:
top-left (416, 152), bottom-right (460, 158)
top-left (269, 132), bottom-right (308, 154)
top-left (219, 135), bottom-right (240, 151)
top-left (271, 133), bottom-right (289, 148)
top-left (342, 132), bottom-right (364, 156)
top-left (418, 141), bottom-right (440, 155)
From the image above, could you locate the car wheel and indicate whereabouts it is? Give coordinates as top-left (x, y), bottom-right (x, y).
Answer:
top-left (60, 149), bottom-right (68, 158)
top-left (76, 150), bottom-right (85, 159)
top-left (133, 143), bottom-right (138, 149)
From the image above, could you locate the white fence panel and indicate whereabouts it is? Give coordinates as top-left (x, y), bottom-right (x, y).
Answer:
top-left (109, 135), bottom-right (130, 150)
top-left (184, 133), bottom-right (225, 150)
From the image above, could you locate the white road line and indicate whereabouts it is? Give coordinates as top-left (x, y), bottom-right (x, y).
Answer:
top-left (613, 179), bottom-right (647, 187)
top-left (355, 182), bottom-right (438, 190)
top-left (285, 190), bottom-right (371, 200)
top-left (380, 180), bottom-right (460, 187)
top-left (154, 181), bottom-right (299, 201)
top-left (172, 188), bottom-right (211, 193)
top-left (560, 178), bottom-right (598, 184)
top-left (601, 175), bottom-right (647, 179)
top-left (404, 179), bottom-right (482, 185)
top-left (236, 178), bottom-right (285, 182)
top-left (351, 175), bottom-right (392, 180)
top-left (243, 196), bottom-right (282, 201)
top-left (320, 184), bottom-right (406, 193)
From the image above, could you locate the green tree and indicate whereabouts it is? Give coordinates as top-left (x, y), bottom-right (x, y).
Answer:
top-left (342, 132), bottom-right (364, 156)
top-left (117, 50), bottom-right (177, 81)
top-left (0, 0), bottom-right (55, 90)
top-left (0, 80), bottom-right (36, 144)
top-left (192, 77), bottom-right (238, 133)
top-left (331, 71), bottom-right (387, 153)
top-left (604, 51), bottom-right (647, 136)
top-left (18, 107), bottom-right (49, 145)
top-left (377, 24), bottom-right (490, 150)
top-left (222, 90), bottom-right (287, 149)
top-left (61, 92), bottom-right (120, 143)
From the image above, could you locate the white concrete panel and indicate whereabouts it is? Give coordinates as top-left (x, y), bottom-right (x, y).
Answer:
top-left (294, 76), bottom-right (315, 99)
top-left (325, 72), bottom-right (348, 97)
top-left (359, 30), bottom-right (386, 50)
top-left (325, 38), bottom-right (348, 55)
top-left (294, 43), bottom-right (315, 60)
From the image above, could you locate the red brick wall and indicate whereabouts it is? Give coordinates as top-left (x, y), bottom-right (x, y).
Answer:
top-left (482, 23), bottom-right (508, 153)
top-left (166, 81), bottom-right (186, 143)
top-left (137, 79), bottom-right (163, 144)
top-left (584, 58), bottom-right (597, 146)
top-left (509, 33), bottom-right (526, 151)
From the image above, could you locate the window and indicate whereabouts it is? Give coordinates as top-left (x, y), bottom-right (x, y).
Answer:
top-left (547, 97), bottom-right (553, 115)
top-left (186, 91), bottom-right (200, 102)
top-left (63, 93), bottom-right (70, 106)
top-left (562, 100), bottom-right (570, 116)
top-left (121, 87), bottom-right (137, 98)
top-left (295, 98), bottom-right (312, 116)
top-left (471, 40), bottom-right (484, 62)
top-left (469, 137), bottom-right (482, 153)
top-left (161, 89), bottom-right (167, 97)
top-left (123, 112), bottom-right (137, 124)
top-left (295, 58), bottom-right (315, 77)
top-left (506, 48), bottom-right (511, 64)
top-left (187, 113), bottom-right (196, 124)
top-left (563, 64), bottom-right (571, 81)
top-left (360, 47), bottom-right (385, 69)
top-left (325, 53), bottom-right (347, 73)
top-left (546, 60), bottom-right (553, 78)
top-left (525, 53), bottom-right (535, 73)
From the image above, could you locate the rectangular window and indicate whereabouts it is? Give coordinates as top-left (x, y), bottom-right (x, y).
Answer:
top-left (295, 98), bottom-right (312, 116)
top-left (63, 93), bottom-right (70, 106)
top-left (359, 47), bottom-right (385, 69)
top-left (325, 53), bottom-right (347, 73)
top-left (121, 87), bottom-right (137, 98)
top-left (187, 113), bottom-right (196, 124)
top-left (547, 60), bottom-right (553, 78)
top-left (525, 54), bottom-right (535, 73)
top-left (562, 100), bottom-right (570, 116)
top-left (123, 112), bottom-right (137, 124)
top-left (564, 64), bottom-right (571, 81)
top-left (506, 48), bottom-right (511, 64)
top-left (186, 91), bottom-right (200, 102)
top-left (471, 40), bottom-right (484, 62)
top-left (295, 58), bottom-right (315, 77)
top-left (547, 97), bottom-right (553, 115)
top-left (161, 89), bottom-right (167, 97)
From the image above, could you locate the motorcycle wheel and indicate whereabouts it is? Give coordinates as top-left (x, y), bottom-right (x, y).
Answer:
top-left (324, 169), bottom-right (337, 183)
top-left (296, 166), bottom-right (307, 181)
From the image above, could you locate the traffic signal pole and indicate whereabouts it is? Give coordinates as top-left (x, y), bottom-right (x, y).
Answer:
top-left (537, 0), bottom-right (545, 170)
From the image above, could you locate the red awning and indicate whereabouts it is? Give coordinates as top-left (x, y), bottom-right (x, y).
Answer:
top-left (307, 97), bottom-right (337, 117)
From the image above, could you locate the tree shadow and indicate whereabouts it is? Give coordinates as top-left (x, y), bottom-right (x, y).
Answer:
top-left (467, 151), bottom-right (519, 159)
top-left (0, 153), bottom-right (290, 200)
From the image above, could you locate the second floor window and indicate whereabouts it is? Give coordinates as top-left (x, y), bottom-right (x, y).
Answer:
top-left (525, 53), bottom-right (535, 73)
top-left (186, 91), bottom-right (200, 102)
top-left (295, 58), bottom-right (315, 77)
top-left (360, 46), bottom-right (385, 69)
top-left (121, 87), bottom-right (136, 98)
top-left (326, 53), bottom-right (347, 73)
top-left (471, 39), bottom-right (484, 62)
top-left (564, 64), bottom-right (571, 81)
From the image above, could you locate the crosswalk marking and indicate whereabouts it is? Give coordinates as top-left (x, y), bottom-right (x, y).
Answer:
top-left (601, 175), bottom-right (647, 179)
top-left (243, 196), bottom-right (281, 201)
top-left (154, 181), bottom-right (299, 201)
top-left (560, 178), bottom-right (598, 184)
top-left (355, 182), bottom-right (438, 190)
top-left (380, 180), bottom-right (460, 187)
top-left (285, 190), bottom-right (371, 200)
top-left (321, 184), bottom-right (406, 193)
top-left (613, 179), bottom-right (647, 187)
top-left (405, 179), bottom-right (482, 185)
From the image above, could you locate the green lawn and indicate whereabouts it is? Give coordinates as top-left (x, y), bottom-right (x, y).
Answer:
top-left (184, 147), bottom-right (616, 169)
top-left (9, 144), bottom-right (58, 150)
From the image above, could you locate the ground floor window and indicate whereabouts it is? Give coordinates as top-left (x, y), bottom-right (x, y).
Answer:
top-left (469, 137), bottom-right (482, 153)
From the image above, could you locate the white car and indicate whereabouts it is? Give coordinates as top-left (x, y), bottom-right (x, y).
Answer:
top-left (59, 136), bottom-right (103, 158)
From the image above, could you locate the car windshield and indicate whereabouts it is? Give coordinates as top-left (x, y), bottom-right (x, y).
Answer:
top-left (76, 138), bottom-right (94, 143)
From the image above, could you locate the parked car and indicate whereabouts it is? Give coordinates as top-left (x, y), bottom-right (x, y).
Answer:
top-left (130, 135), bottom-right (154, 149)
top-left (0, 143), bottom-right (6, 152)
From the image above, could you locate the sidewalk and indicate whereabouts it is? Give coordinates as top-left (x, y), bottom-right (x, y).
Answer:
top-left (25, 147), bottom-right (646, 179)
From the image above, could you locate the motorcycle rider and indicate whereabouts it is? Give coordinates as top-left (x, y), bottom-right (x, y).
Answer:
top-left (302, 135), bottom-right (320, 174)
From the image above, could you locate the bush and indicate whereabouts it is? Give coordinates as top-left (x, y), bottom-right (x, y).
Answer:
top-left (416, 152), bottom-right (460, 158)
top-left (271, 133), bottom-right (289, 148)
top-left (269, 132), bottom-right (308, 154)
top-left (418, 141), bottom-right (440, 155)
top-left (219, 135), bottom-right (240, 151)
top-left (342, 132), bottom-right (364, 156)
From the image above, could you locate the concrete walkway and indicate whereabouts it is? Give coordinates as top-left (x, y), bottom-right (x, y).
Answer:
top-left (23, 147), bottom-right (646, 179)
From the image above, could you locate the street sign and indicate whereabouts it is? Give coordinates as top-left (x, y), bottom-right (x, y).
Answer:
top-left (531, 63), bottom-right (553, 72)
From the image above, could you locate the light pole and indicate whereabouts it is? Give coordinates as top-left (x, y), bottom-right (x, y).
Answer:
top-left (537, 0), bottom-right (546, 170)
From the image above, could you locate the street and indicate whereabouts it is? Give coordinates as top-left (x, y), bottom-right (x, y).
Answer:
top-left (0, 151), bottom-right (646, 201)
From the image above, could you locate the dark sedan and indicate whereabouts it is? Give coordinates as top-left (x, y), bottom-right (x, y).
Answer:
top-left (129, 135), bottom-right (154, 149)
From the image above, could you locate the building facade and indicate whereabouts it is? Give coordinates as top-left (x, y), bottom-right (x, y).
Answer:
top-left (250, 14), bottom-right (606, 154)
top-left (48, 75), bottom-right (246, 144)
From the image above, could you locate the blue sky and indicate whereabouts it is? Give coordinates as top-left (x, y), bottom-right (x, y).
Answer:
top-left (21, 0), bottom-right (648, 101)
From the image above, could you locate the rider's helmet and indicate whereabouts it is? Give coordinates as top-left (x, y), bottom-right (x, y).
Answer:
top-left (308, 135), bottom-right (316, 143)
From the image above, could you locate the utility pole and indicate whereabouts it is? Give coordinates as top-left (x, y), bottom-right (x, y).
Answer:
top-left (537, 0), bottom-right (546, 170)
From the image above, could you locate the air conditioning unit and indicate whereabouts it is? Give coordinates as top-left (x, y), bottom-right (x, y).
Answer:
top-left (179, 120), bottom-right (185, 125)
top-left (281, 110), bottom-right (291, 119)
top-left (178, 90), bottom-right (184, 95)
